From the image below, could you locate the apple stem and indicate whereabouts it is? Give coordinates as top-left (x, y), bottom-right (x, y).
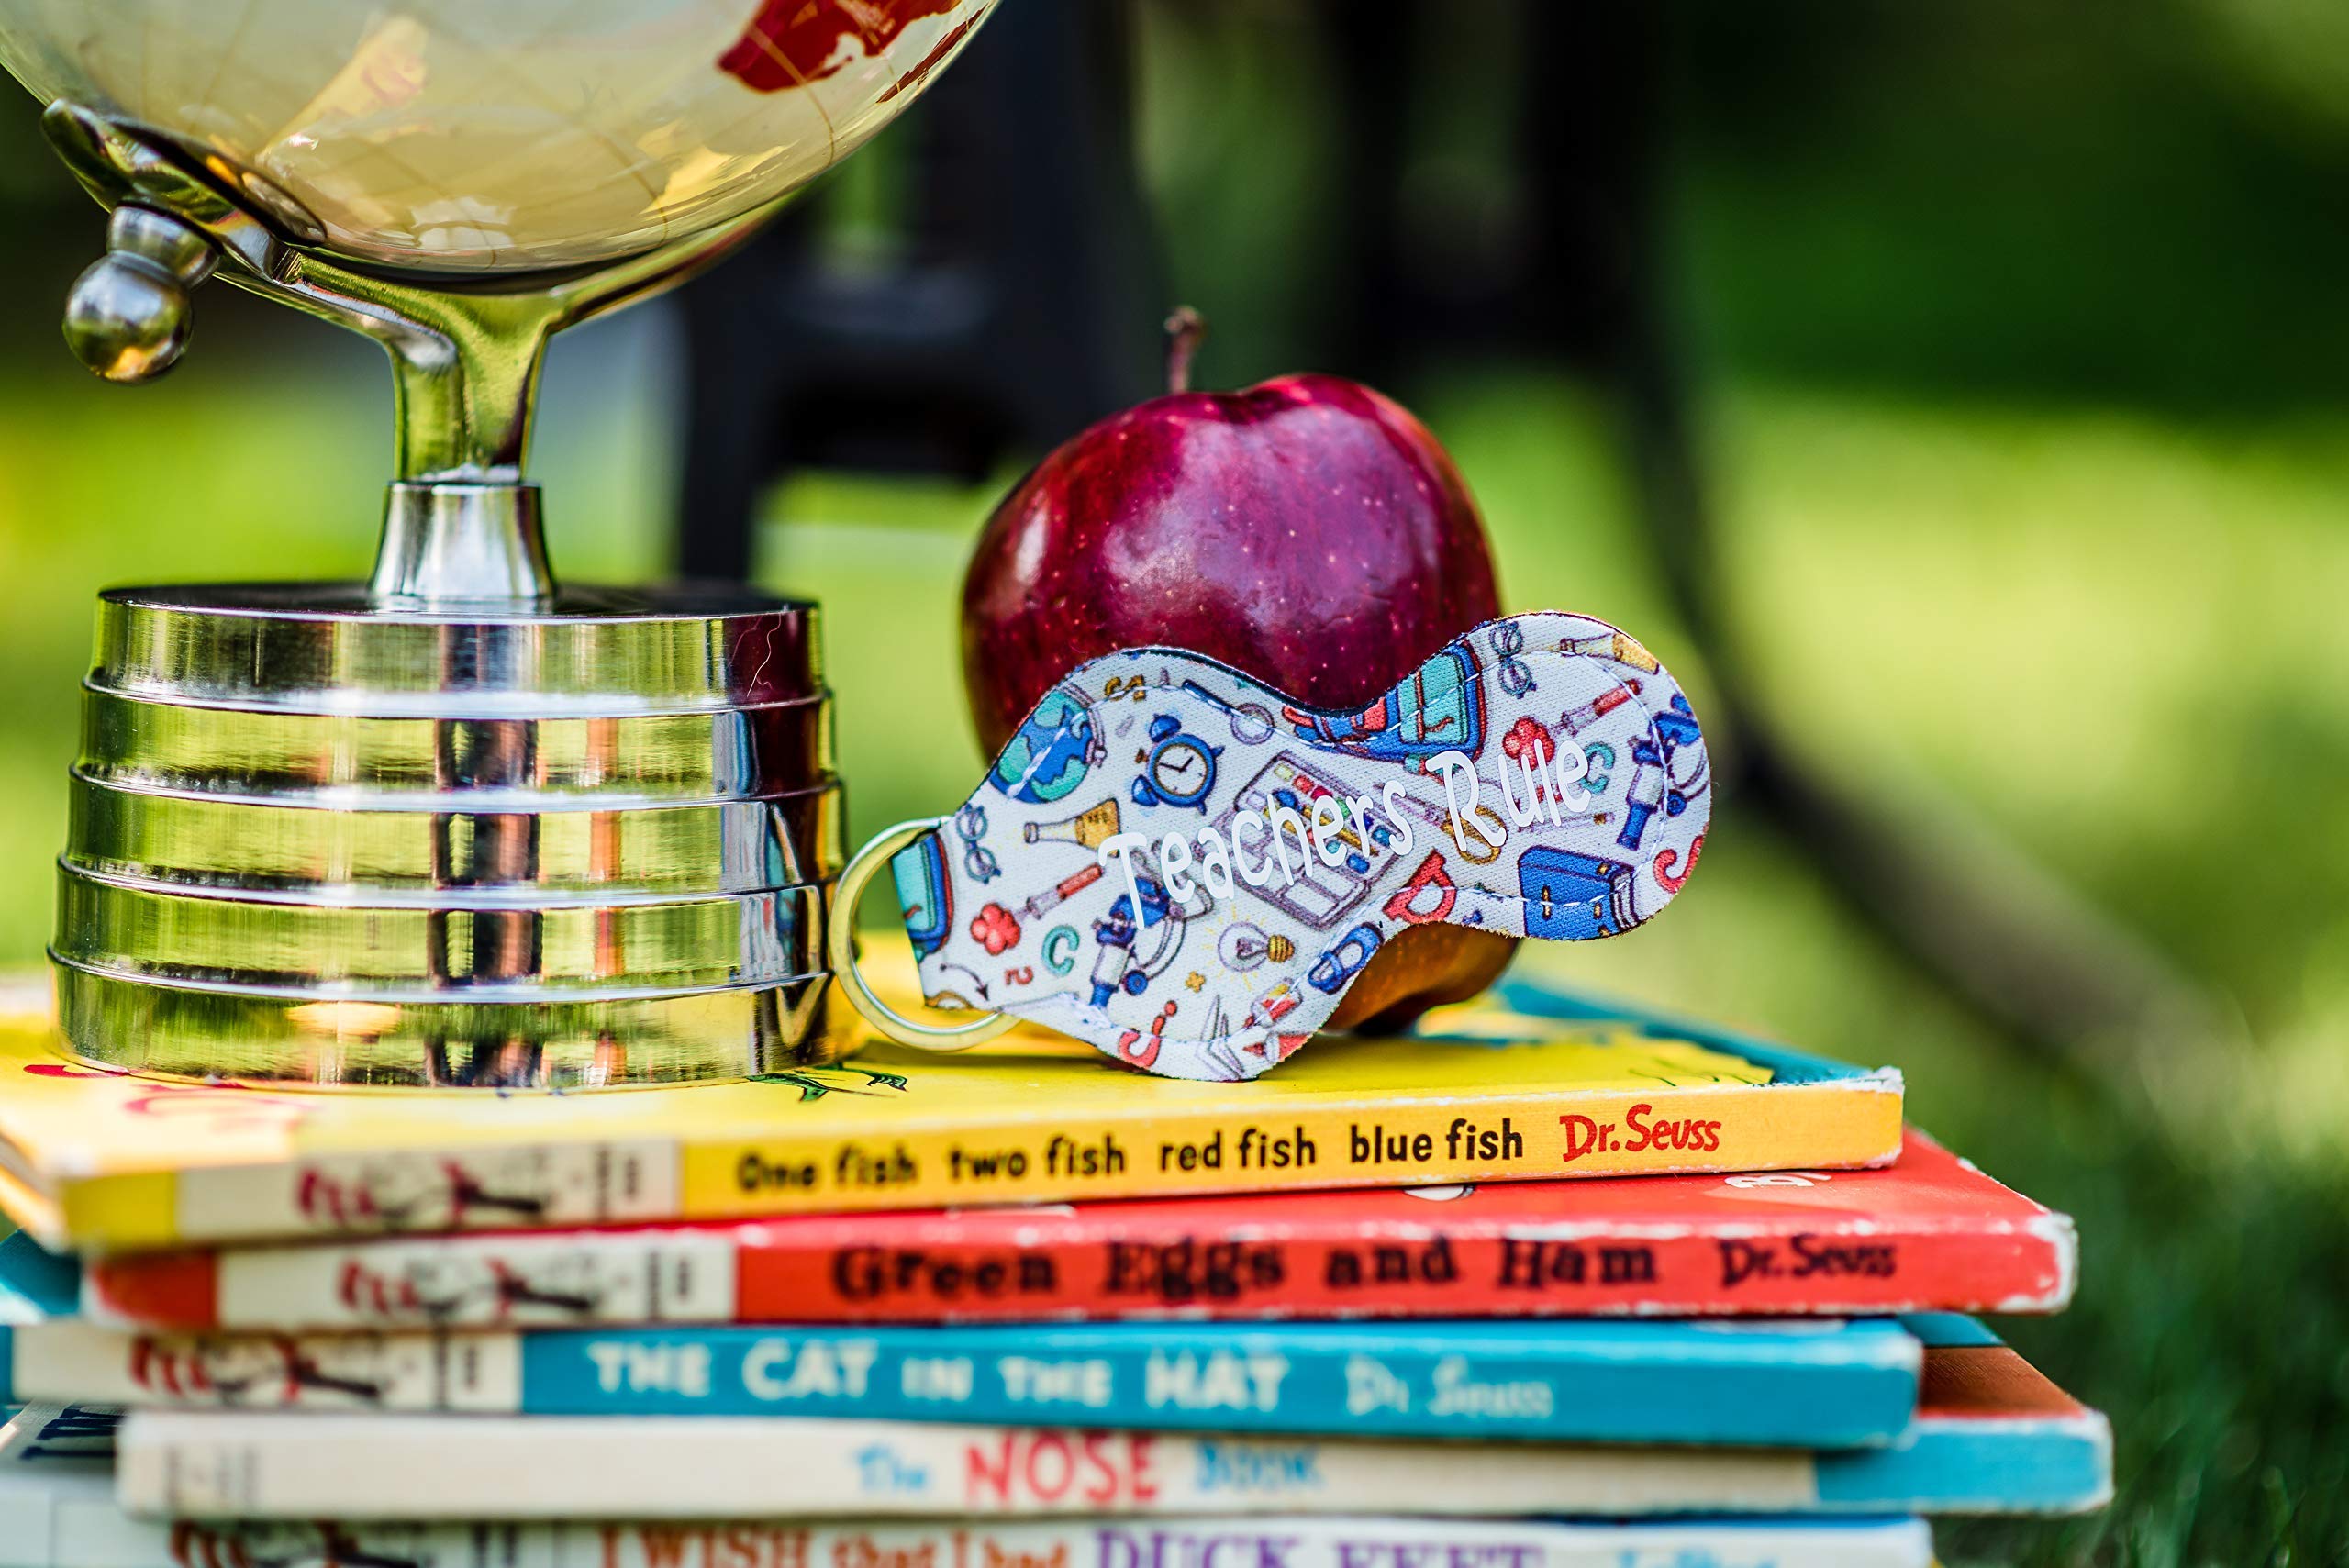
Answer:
top-left (1163, 306), bottom-right (1207, 394)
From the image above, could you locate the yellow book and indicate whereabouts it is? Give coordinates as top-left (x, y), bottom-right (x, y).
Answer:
top-left (0, 980), bottom-right (1899, 1254)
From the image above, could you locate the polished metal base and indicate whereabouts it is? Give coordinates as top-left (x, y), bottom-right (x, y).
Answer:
top-left (53, 583), bottom-right (846, 1089)
top-left (54, 966), bottom-right (857, 1091)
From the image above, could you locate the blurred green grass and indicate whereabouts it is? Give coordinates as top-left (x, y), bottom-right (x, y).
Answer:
top-left (0, 2), bottom-right (2342, 1558)
top-left (0, 342), bottom-right (2340, 1562)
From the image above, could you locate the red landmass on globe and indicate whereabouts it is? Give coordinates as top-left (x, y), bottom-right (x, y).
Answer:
top-left (720, 0), bottom-right (967, 94)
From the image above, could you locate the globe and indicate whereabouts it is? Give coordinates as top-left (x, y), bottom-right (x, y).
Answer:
top-left (0, 0), bottom-right (994, 273)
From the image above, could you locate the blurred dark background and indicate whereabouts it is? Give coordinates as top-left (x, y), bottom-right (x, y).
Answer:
top-left (0, 2), bottom-right (2344, 1560)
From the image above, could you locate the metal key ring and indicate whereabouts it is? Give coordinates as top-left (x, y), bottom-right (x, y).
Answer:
top-left (827, 816), bottom-right (1015, 1051)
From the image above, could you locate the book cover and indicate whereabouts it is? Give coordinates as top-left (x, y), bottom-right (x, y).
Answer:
top-left (0, 1404), bottom-right (129, 1568)
top-left (112, 1325), bottom-right (2108, 1520)
top-left (65, 1129), bottom-right (2072, 1332)
top-left (1810, 1313), bottom-right (2113, 1514)
top-left (0, 1315), bottom-right (1924, 1447)
top-left (0, 980), bottom-right (1902, 1254)
top-left (0, 1410), bottom-right (1936, 1568)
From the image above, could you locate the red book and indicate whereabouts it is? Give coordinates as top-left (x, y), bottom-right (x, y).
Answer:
top-left (76, 1129), bottom-right (2070, 1331)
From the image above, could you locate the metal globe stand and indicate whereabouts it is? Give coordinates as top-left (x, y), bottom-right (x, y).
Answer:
top-left (39, 104), bottom-right (853, 1088)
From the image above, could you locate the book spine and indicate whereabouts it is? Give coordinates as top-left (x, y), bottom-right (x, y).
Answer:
top-left (679, 1084), bottom-right (1904, 1221)
top-left (86, 1228), bottom-right (744, 1332)
top-left (17, 1513), bottom-right (1934, 1568)
top-left (106, 1079), bottom-right (1900, 1248)
top-left (118, 1411), bottom-right (1831, 1520)
top-left (0, 1492), bottom-right (165, 1568)
top-left (0, 1406), bottom-right (147, 1568)
top-left (1815, 1412), bottom-right (2115, 1515)
top-left (740, 1215), bottom-right (2067, 1323)
top-left (21, 1321), bottom-right (1919, 1448)
top-left (10, 1321), bottom-right (525, 1416)
top-left (84, 1206), bottom-right (2071, 1334)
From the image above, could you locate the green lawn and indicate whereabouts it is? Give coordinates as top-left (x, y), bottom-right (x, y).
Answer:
top-left (0, 325), bottom-right (2341, 1561)
top-left (0, 3), bottom-right (2334, 1559)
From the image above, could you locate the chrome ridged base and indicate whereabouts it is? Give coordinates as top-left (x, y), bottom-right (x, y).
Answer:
top-left (53, 583), bottom-right (845, 1089)
top-left (52, 965), bottom-right (856, 1090)
top-left (64, 777), bottom-right (846, 899)
top-left (53, 869), bottom-right (830, 995)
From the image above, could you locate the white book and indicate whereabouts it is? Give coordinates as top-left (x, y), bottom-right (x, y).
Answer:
top-left (123, 1408), bottom-right (1838, 1520)
top-left (3, 1407), bottom-right (1933, 1568)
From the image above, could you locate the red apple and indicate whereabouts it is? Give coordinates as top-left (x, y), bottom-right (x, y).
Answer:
top-left (960, 310), bottom-right (1515, 1031)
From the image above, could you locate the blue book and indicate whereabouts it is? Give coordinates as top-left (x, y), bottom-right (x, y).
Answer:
top-left (2, 1312), bottom-right (1922, 1448)
top-left (96, 1323), bottom-right (2103, 1520)
top-left (1805, 1314), bottom-right (2111, 1513)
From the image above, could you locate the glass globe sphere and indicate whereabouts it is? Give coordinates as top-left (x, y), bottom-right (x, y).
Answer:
top-left (0, 0), bottom-right (991, 273)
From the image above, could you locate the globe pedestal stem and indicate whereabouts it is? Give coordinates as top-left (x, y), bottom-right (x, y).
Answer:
top-left (370, 484), bottom-right (554, 607)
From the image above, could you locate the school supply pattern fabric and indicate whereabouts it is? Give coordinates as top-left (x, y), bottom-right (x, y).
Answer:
top-left (890, 612), bottom-right (1710, 1078)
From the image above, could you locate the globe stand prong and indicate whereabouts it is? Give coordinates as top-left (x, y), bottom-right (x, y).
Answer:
top-left (62, 205), bottom-right (215, 382)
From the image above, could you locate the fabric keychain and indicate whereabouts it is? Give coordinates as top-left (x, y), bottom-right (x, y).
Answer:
top-left (826, 611), bottom-right (1710, 1082)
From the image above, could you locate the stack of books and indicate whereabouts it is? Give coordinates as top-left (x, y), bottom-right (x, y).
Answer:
top-left (0, 977), bottom-right (2106, 1568)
